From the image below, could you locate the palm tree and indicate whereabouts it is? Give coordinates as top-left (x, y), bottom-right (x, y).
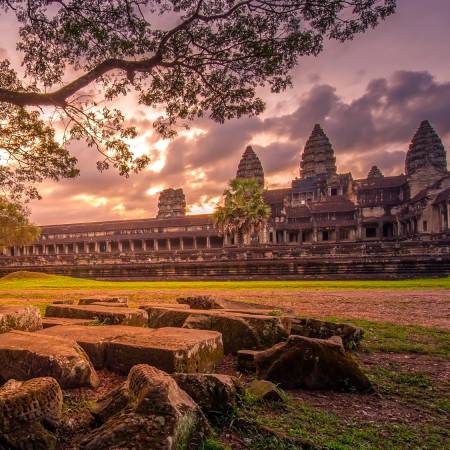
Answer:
top-left (214, 178), bottom-right (271, 247)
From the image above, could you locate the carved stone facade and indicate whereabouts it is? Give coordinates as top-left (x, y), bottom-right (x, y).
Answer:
top-left (157, 188), bottom-right (186, 218)
top-left (2, 120), bottom-right (450, 277)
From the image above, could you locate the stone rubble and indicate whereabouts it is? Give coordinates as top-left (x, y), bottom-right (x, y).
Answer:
top-left (254, 335), bottom-right (373, 392)
top-left (0, 377), bottom-right (63, 450)
top-left (79, 364), bottom-right (209, 449)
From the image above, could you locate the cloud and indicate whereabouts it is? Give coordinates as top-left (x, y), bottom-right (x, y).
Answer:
top-left (29, 69), bottom-right (450, 225)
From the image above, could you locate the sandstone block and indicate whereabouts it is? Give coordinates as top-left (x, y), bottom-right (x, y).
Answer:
top-left (237, 349), bottom-right (259, 373)
top-left (176, 295), bottom-right (272, 311)
top-left (173, 373), bottom-right (241, 418)
top-left (78, 296), bottom-right (128, 305)
top-left (290, 317), bottom-right (364, 350)
top-left (42, 317), bottom-right (94, 328)
top-left (0, 377), bottom-right (63, 432)
top-left (80, 364), bottom-right (209, 449)
top-left (0, 305), bottom-right (42, 334)
top-left (255, 335), bottom-right (373, 392)
top-left (90, 302), bottom-right (129, 308)
top-left (142, 306), bottom-right (291, 354)
top-left (245, 379), bottom-right (286, 402)
top-left (0, 331), bottom-right (99, 388)
top-left (39, 325), bottom-right (223, 374)
top-left (45, 304), bottom-right (148, 326)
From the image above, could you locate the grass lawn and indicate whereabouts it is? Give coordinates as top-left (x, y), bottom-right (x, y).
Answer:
top-left (2, 271), bottom-right (450, 290)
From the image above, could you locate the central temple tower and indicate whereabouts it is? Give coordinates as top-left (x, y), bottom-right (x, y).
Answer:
top-left (236, 145), bottom-right (265, 187)
top-left (300, 124), bottom-right (337, 179)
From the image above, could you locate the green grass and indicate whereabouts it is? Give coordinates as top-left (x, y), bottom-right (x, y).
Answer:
top-left (241, 402), bottom-right (449, 450)
top-left (325, 317), bottom-right (450, 357)
top-left (1, 271), bottom-right (450, 290)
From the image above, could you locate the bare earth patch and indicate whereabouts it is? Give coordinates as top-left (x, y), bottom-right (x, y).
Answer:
top-left (1, 288), bottom-right (449, 329)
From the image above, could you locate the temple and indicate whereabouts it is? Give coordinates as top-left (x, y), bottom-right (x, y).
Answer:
top-left (2, 120), bottom-right (450, 279)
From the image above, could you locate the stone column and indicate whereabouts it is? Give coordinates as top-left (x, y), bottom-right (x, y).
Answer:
top-left (193, 237), bottom-right (198, 249)
top-left (154, 240), bottom-right (159, 251)
top-left (206, 236), bottom-right (211, 249)
top-left (447, 203), bottom-right (450, 230)
top-left (118, 241), bottom-right (123, 252)
top-left (283, 230), bottom-right (288, 244)
top-left (312, 226), bottom-right (318, 243)
top-left (130, 240), bottom-right (135, 252)
top-left (180, 238), bottom-right (184, 250)
top-left (167, 239), bottom-right (171, 251)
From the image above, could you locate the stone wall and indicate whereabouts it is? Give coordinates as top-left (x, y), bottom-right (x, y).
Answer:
top-left (2, 238), bottom-right (450, 280)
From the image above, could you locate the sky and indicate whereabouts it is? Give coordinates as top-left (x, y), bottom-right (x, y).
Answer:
top-left (2, 0), bottom-right (450, 225)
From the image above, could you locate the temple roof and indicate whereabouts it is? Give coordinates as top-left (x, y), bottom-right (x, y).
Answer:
top-left (263, 188), bottom-right (290, 204)
top-left (39, 214), bottom-right (213, 234)
top-left (356, 175), bottom-right (407, 190)
top-left (236, 145), bottom-right (265, 186)
top-left (310, 196), bottom-right (356, 213)
top-left (285, 206), bottom-right (311, 218)
top-left (405, 120), bottom-right (447, 176)
top-left (300, 124), bottom-right (337, 179)
top-left (433, 187), bottom-right (450, 205)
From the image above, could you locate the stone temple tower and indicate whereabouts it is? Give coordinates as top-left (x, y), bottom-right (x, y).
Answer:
top-left (157, 188), bottom-right (186, 218)
top-left (300, 124), bottom-right (337, 179)
top-left (367, 165), bottom-right (384, 179)
top-left (236, 145), bottom-right (265, 187)
top-left (406, 120), bottom-right (448, 197)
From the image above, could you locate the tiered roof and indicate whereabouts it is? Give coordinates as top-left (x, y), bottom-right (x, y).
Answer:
top-left (300, 124), bottom-right (337, 179)
top-left (236, 145), bottom-right (265, 186)
top-left (405, 120), bottom-right (447, 176)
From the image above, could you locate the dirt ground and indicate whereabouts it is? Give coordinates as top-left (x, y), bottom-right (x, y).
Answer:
top-left (2, 287), bottom-right (449, 329)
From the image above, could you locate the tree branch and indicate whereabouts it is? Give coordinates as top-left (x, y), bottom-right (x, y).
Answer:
top-left (0, 55), bottom-right (162, 107)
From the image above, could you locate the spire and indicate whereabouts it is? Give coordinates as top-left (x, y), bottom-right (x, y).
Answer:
top-left (405, 120), bottom-right (447, 176)
top-left (236, 145), bottom-right (265, 186)
top-left (300, 124), bottom-right (337, 179)
top-left (367, 165), bottom-right (384, 179)
top-left (157, 188), bottom-right (186, 218)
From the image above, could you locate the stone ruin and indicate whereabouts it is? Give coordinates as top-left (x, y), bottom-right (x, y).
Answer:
top-left (0, 296), bottom-right (370, 448)
top-left (157, 188), bottom-right (186, 218)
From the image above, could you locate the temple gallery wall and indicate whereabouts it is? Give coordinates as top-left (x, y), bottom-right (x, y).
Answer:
top-left (2, 120), bottom-right (450, 279)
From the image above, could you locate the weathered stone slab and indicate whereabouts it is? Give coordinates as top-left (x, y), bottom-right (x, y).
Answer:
top-left (0, 377), bottom-right (63, 450)
top-left (141, 306), bottom-right (291, 354)
top-left (78, 296), bottom-right (128, 305)
top-left (237, 349), bottom-right (259, 373)
top-left (45, 304), bottom-right (148, 326)
top-left (80, 364), bottom-right (209, 449)
top-left (245, 379), bottom-right (286, 402)
top-left (0, 331), bottom-right (98, 388)
top-left (173, 373), bottom-right (241, 418)
top-left (42, 317), bottom-right (94, 328)
top-left (0, 305), bottom-right (42, 334)
top-left (90, 302), bottom-right (129, 308)
top-left (136, 302), bottom-right (191, 310)
top-left (255, 335), bottom-right (373, 392)
top-left (291, 317), bottom-right (364, 350)
top-left (39, 325), bottom-right (224, 374)
top-left (177, 295), bottom-right (273, 311)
